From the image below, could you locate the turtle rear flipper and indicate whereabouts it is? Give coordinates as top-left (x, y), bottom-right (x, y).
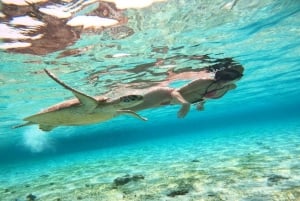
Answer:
top-left (117, 110), bottom-right (147, 121)
top-left (13, 122), bottom-right (33, 129)
top-left (13, 122), bottom-right (55, 131)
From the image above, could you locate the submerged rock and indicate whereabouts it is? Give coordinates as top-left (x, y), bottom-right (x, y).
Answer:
top-left (207, 191), bottom-right (218, 197)
top-left (26, 193), bottom-right (37, 201)
top-left (114, 174), bottom-right (131, 186)
top-left (267, 174), bottom-right (289, 186)
top-left (167, 188), bottom-right (189, 197)
top-left (242, 194), bottom-right (273, 201)
top-left (132, 174), bottom-right (145, 181)
top-left (113, 174), bottom-right (145, 186)
top-left (167, 185), bottom-right (190, 197)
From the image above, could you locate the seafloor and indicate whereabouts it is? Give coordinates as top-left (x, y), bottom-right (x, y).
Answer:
top-left (1, 119), bottom-right (300, 201)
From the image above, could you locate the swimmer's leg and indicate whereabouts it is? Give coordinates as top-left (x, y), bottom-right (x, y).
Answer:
top-left (171, 90), bottom-right (190, 118)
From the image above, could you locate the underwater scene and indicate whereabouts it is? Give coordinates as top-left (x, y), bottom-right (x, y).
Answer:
top-left (1, 0), bottom-right (300, 200)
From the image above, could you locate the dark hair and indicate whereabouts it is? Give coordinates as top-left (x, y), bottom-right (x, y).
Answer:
top-left (215, 69), bottom-right (242, 81)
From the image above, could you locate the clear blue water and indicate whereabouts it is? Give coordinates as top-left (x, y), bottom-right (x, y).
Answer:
top-left (0, 0), bottom-right (300, 200)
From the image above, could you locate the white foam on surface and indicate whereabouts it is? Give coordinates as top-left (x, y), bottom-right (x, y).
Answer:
top-left (0, 23), bottom-right (44, 40)
top-left (1, 0), bottom-right (47, 6)
top-left (103, 0), bottom-right (166, 9)
top-left (67, 15), bottom-right (119, 29)
top-left (10, 16), bottom-right (45, 27)
top-left (39, 5), bottom-right (73, 19)
top-left (0, 42), bottom-right (31, 49)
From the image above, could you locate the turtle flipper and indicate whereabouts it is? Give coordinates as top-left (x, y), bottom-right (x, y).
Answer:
top-left (13, 122), bottom-right (55, 132)
top-left (39, 124), bottom-right (56, 131)
top-left (13, 122), bottom-right (33, 129)
top-left (44, 69), bottom-right (98, 113)
top-left (117, 109), bottom-right (148, 121)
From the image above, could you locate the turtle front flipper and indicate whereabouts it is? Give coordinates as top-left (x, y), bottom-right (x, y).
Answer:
top-left (117, 110), bottom-right (148, 121)
top-left (44, 69), bottom-right (98, 113)
top-left (39, 124), bottom-right (56, 131)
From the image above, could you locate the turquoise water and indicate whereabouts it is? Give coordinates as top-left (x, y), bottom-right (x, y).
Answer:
top-left (1, 0), bottom-right (300, 200)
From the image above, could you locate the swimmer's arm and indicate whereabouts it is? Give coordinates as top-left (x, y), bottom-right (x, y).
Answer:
top-left (171, 90), bottom-right (190, 118)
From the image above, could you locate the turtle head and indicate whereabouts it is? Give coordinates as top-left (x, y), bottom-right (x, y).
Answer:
top-left (119, 95), bottom-right (144, 107)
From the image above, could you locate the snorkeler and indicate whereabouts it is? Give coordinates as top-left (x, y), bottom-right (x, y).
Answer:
top-left (176, 63), bottom-right (244, 111)
top-left (125, 62), bottom-right (244, 117)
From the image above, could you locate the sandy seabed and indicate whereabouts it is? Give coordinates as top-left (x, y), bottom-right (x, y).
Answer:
top-left (1, 121), bottom-right (300, 201)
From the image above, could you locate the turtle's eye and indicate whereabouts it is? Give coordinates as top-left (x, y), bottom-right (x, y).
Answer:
top-left (130, 95), bottom-right (143, 101)
top-left (120, 95), bottom-right (143, 102)
top-left (121, 97), bottom-right (130, 102)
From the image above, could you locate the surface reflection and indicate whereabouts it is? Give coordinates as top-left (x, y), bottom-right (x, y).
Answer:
top-left (0, 0), bottom-right (150, 55)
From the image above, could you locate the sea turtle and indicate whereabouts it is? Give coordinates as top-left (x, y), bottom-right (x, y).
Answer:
top-left (14, 69), bottom-right (147, 131)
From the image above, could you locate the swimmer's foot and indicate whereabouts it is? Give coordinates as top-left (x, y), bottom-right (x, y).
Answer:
top-left (196, 101), bottom-right (205, 111)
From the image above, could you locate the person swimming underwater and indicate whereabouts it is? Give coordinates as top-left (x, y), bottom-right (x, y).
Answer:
top-left (124, 61), bottom-right (244, 117)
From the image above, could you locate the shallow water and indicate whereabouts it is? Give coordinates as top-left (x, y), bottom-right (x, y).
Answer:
top-left (1, 0), bottom-right (300, 200)
top-left (1, 120), bottom-right (300, 200)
